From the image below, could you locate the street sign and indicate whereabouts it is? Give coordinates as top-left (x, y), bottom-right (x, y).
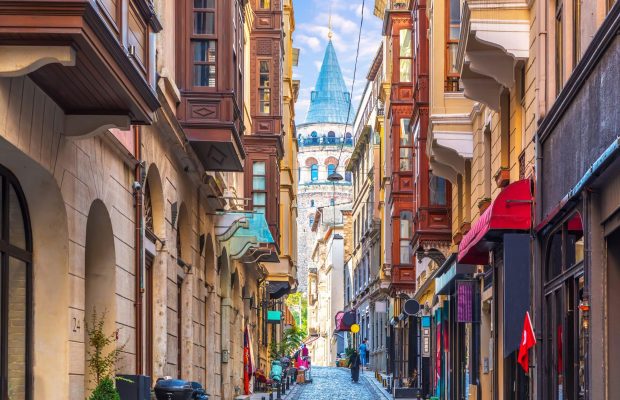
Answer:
top-left (403, 299), bottom-right (420, 315)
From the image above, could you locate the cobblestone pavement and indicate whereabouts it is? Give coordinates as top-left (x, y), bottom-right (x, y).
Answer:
top-left (288, 367), bottom-right (387, 400)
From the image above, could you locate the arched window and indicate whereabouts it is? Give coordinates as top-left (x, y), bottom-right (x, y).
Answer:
top-left (330, 198), bottom-right (336, 206)
top-left (327, 131), bottom-right (336, 144)
top-left (0, 165), bottom-right (32, 400)
top-left (327, 164), bottom-right (336, 176)
top-left (310, 131), bottom-right (319, 144)
top-left (310, 164), bottom-right (319, 181)
top-left (310, 200), bottom-right (315, 207)
top-left (144, 180), bottom-right (154, 233)
top-left (345, 132), bottom-right (353, 145)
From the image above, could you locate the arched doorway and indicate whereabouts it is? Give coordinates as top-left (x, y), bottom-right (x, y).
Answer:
top-left (0, 164), bottom-right (33, 400)
top-left (84, 200), bottom-right (116, 392)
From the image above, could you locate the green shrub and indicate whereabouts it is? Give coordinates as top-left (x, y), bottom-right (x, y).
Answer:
top-left (88, 377), bottom-right (120, 400)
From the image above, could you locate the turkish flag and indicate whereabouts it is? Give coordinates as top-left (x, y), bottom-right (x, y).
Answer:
top-left (517, 311), bottom-right (536, 373)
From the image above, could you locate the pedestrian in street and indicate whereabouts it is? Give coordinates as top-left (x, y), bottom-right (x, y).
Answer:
top-left (348, 350), bottom-right (361, 383)
top-left (358, 338), bottom-right (368, 370)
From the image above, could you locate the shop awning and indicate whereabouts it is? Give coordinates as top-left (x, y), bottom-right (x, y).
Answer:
top-left (435, 256), bottom-right (476, 295)
top-left (215, 212), bottom-right (275, 260)
top-left (267, 281), bottom-right (291, 299)
top-left (458, 179), bottom-right (532, 264)
top-left (335, 310), bottom-right (356, 332)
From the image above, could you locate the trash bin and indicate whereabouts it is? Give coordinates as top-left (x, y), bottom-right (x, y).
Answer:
top-left (154, 379), bottom-right (194, 400)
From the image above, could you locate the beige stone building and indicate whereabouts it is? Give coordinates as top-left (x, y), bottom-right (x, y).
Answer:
top-left (0, 1), bottom-right (297, 399)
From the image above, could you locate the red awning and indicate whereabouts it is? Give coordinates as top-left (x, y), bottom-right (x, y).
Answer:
top-left (335, 310), bottom-right (355, 332)
top-left (458, 179), bottom-right (533, 264)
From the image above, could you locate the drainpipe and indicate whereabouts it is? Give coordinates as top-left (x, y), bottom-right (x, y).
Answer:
top-left (134, 125), bottom-right (144, 375)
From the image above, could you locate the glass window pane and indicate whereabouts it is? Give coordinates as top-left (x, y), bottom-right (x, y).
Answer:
top-left (253, 161), bottom-right (266, 175)
top-left (546, 231), bottom-right (563, 281)
top-left (8, 257), bottom-right (27, 400)
top-left (450, 0), bottom-right (461, 40)
top-left (253, 177), bottom-right (266, 191)
top-left (400, 241), bottom-right (411, 264)
top-left (311, 165), bottom-right (318, 181)
top-left (193, 65), bottom-right (216, 87)
top-left (194, 12), bottom-right (214, 35)
top-left (255, 206), bottom-right (266, 214)
top-left (430, 174), bottom-right (447, 206)
top-left (194, 0), bottom-right (215, 8)
top-left (567, 213), bottom-right (584, 266)
top-left (194, 41), bottom-right (216, 62)
top-left (400, 60), bottom-right (412, 82)
top-left (400, 118), bottom-right (411, 145)
top-left (260, 61), bottom-right (269, 74)
top-left (400, 148), bottom-right (412, 171)
top-left (253, 193), bottom-right (266, 206)
top-left (400, 29), bottom-right (412, 57)
top-left (9, 183), bottom-right (26, 249)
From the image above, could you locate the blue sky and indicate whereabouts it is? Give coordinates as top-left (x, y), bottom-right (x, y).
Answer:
top-left (292, 0), bottom-right (383, 124)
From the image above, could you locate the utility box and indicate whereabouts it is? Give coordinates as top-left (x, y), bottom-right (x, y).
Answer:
top-left (116, 375), bottom-right (151, 400)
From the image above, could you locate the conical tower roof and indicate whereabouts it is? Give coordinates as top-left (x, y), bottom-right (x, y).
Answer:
top-left (305, 40), bottom-right (355, 125)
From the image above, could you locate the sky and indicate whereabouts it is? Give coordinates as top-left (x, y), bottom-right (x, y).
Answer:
top-left (292, 0), bottom-right (383, 124)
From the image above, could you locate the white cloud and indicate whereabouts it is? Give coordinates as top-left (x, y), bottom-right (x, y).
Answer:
top-left (295, 34), bottom-right (322, 52)
top-left (293, 0), bottom-right (383, 123)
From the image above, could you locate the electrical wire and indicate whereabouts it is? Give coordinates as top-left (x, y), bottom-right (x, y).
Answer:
top-left (335, 0), bottom-right (366, 170)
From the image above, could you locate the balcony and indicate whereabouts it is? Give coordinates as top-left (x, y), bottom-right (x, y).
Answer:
top-left (456, 0), bottom-right (530, 111)
top-left (389, 0), bottom-right (410, 10)
top-left (0, 0), bottom-right (161, 134)
top-left (298, 135), bottom-right (353, 147)
top-left (427, 111), bottom-right (477, 184)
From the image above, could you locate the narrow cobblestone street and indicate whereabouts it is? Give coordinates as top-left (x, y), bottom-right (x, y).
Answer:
top-left (287, 367), bottom-right (387, 400)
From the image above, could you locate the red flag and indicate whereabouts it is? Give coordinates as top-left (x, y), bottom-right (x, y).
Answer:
top-left (517, 311), bottom-right (536, 373)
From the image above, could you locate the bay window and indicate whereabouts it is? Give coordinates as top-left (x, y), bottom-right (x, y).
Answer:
top-left (430, 173), bottom-right (447, 206)
top-left (192, 0), bottom-right (216, 88)
top-left (399, 29), bottom-right (412, 82)
top-left (259, 60), bottom-right (271, 114)
top-left (252, 161), bottom-right (267, 214)
top-left (400, 211), bottom-right (413, 264)
top-left (446, 0), bottom-right (461, 91)
top-left (399, 118), bottom-right (412, 171)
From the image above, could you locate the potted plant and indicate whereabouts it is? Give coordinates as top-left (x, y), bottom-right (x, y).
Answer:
top-left (86, 310), bottom-right (127, 400)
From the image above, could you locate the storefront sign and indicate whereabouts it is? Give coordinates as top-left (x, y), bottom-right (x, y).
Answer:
top-left (267, 310), bottom-right (282, 324)
top-left (457, 280), bottom-right (475, 322)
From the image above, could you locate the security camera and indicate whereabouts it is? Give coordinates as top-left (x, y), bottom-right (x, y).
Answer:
top-left (132, 181), bottom-right (142, 191)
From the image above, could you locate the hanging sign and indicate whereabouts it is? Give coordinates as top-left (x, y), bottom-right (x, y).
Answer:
top-left (267, 310), bottom-right (282, 324)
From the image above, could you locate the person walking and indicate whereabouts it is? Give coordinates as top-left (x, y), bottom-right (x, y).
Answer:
top-left (358, 338), bottom-right (368, 370)
top-left (348, 350), bottom-right (361, 383)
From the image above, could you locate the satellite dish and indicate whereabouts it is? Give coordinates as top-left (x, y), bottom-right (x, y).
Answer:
top-left (403, 299), bottom-right (420, 316)
top-left (342, 311), bottom-right (356, 326)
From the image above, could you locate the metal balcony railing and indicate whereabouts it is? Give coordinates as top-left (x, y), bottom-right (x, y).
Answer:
top-left (298, 136), bottom-right (353, 147)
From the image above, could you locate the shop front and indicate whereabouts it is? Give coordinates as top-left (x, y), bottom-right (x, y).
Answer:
top-left (433, 255), bottom-right (477, 400)
top-left (534, 5), bottom-right (620, 398)
top-left (457, 179), bottom-right (533, 399)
